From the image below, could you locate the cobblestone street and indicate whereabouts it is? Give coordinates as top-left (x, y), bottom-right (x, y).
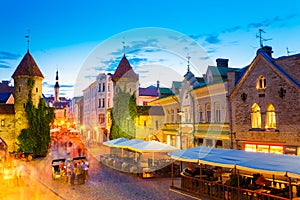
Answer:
top-left (22, 143), bottom-right (192, 200)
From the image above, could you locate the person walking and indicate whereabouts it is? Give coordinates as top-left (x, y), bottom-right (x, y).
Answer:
top-left (76, 160), bottom-right (84, 184)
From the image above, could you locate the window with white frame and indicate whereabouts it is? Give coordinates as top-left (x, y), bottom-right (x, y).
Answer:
top-left (215, 102), bottom-right (221, 122)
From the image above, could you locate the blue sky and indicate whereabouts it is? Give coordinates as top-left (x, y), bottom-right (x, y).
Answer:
top-left (0, 0), bottom-right (300, 98)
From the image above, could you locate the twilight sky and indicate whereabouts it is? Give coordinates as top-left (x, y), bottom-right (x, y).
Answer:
top-left (0, 0), bottom-right (300, 98)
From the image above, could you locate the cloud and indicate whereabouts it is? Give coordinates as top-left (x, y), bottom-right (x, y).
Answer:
top-left (0, 51), bottom-right (21, 60)
top-left (221, 26), bottom-right (241, 33)
top-left (206, 48), bottom-right (216, 54)
top-left (110, 39), bottom-right (159, 57)
top-left (247, 14), bottom-right (298, 30)
top-left (0, 60), bottom-right (11, 69)
top-left (205, 35), bottom-right (221, 44)
top-left (129, 57), bottom-right (148, 66)
top-left (200, 56), bottom-right (210, 60)
top-left (60, 84), bottom-right (74, 88)
top-left (84, 75), bottom-right (97, 79)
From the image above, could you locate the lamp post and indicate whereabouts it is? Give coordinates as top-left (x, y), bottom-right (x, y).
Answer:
top-left (177, 110), bottom-right (183, 149)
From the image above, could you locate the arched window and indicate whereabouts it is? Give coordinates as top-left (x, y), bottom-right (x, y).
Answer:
top-left (206, 103), bottom-right (211, 122)
top-left (214, 102), bottom-right (221, 122)
top-left (251, 103), bottom-right (261, 128)
top-left (266, 104), bottom-right (276, 129)
top-left (256, 75), bottom-right (266, 89)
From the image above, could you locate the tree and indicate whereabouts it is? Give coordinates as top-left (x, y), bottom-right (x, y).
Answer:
top-left (17, 78), bottom-right (55, 157)
top-left (109, 87), bottom-right (137, 140)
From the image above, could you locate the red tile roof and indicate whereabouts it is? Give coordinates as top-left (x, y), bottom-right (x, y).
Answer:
top-left (0, 104), bottom-right (15, 114)
top-left (12, 51), bottom-right (44, 78)
top-left (113, 55), bottom-right (138, 81)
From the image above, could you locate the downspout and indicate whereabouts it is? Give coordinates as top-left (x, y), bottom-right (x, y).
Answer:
top-left (228, 94), bottom-right (233, 149)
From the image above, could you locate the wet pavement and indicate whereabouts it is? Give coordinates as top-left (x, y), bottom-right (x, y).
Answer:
top-left (4, 141), bottom-right (193, 200)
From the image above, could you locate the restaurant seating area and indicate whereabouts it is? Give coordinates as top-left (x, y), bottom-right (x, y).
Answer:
top-left (173, 165), bottom-right (299, 200)
top-left (168, 146), bottom-right (300, 200)
top-left (100, 153), bottom-right (179, 178)
top-left (100, 138), bottom-right (179, 178)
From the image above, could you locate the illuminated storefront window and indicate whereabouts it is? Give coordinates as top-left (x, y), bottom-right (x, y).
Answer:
top-left (257, 145), bottom-right (269, 153)
top-left (270, 146), bottom-right (283, 154)
top-left (245, 144), bottom-right (256, 152)
top-left (285, 146), bottom-right (297, 155)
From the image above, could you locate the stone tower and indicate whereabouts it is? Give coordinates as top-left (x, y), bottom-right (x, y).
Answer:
top-left (54, 70), bottom-right (60, 102)
top-left (12, 51), bottom-right (44, 137)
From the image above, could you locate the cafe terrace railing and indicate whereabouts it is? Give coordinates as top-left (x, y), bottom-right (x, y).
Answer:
top-left (170, 172), bottom-right (290, 200)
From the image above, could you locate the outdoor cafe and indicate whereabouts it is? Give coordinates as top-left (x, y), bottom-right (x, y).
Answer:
top-left (100, 138), bottom-right (179, 178)
top-left (168, 146), bottom-right (300, 200)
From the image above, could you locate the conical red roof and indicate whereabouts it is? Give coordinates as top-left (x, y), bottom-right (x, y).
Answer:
top-left (12, 51), bottom-right (44, 78)
top-left (113, 55), bottom-right (138, 81)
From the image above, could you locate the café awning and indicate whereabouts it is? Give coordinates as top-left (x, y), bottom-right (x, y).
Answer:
top-left (169, 146), bottom-right (300, 177)
top-left (128, 141), bottom-right (178, 153)
top-left (103, 138), bottom-right (129, 147)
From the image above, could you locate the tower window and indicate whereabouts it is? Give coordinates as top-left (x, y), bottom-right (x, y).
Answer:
top-left (36, 87), bottom-right (38, 92)
top-left (1, 119), bottom-right (4, 127)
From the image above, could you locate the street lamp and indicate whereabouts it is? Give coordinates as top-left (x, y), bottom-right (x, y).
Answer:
top-left (177, 110), bottom-right (183, 149)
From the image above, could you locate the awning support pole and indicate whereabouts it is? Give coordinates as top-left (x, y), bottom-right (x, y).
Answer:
top-left (289, 176), bottom-right (292, 200)
top-left (171, 161), bottom-right (174, 186)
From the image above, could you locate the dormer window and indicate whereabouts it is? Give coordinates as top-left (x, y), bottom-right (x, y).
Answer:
top-left (256, 75), bottom-right (266, 90)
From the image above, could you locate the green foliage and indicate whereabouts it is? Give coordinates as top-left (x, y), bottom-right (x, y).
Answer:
top-left (110, 87), bottom-right (137, 140)
top-left (17, 97), bottom-right (55, 157)
top-left (27, 78), bottom-right (35, 89)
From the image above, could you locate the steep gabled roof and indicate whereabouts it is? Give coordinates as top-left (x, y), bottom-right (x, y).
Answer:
top-left (112, 55), bottom-right (138, 81)
top-left (12, 51), bottom-right (44, 78)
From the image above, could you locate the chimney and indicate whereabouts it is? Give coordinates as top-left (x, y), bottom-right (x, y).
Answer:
top-left (227, 71), bottom-right (236, 95)
top-left (156, 80), bottom-right (160, 88)
top-left (260, 46), bottom-right (273, 57)
top-left (216, 58), bottom-right (229, 67)
top-left (1, 80), bottom-right (10, 86)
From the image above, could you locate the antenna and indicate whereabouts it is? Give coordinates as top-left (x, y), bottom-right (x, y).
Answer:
top-left (122, 41), bottom-right (126, 55)
top-left (256, 29), bottom-right (272, 48)
top-left (186, 53), bottom-right (191, 72)
top-left (286, 47), bottom-right (294, 56)
top-left (25, 29), bottom-right (30, 52)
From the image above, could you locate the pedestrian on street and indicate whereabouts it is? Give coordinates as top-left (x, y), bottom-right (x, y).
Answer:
top-left (76, 160), bottom-right (84, 184)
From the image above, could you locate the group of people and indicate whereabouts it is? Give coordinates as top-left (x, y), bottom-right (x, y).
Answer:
top-left (59, 159), bottom-right (89, 185)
